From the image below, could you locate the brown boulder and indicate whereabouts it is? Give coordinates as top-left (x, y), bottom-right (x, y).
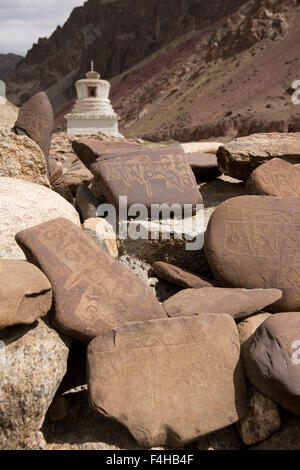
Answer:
top-left (204, 195), bottom-right (300, 312)
top-left (87, 315), bottom-right (247, 447)
top-left (243, 312), bottom-right (300, 416)
top-left (0, 259), bottom-right (52, 330)
top-left (162, 287), bottom-right (282, 321)
top-left (72, 140), bottom-right (201, 211)
top-left (153, 262), bottom-right (216, 289)
top-left (15, 218), bottom-right (165, 343)
top-left (217, 133), bottom-right (300, 180)
top-left (246, 158), bottom-right (300, 197)
top-left (14, 92), bottom-right (54, 166)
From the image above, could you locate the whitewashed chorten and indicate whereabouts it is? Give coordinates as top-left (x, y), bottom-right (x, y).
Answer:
top-left (65, 62), bottom-right (123, 137)
top-left (0, 81), bottom-right (6, 105)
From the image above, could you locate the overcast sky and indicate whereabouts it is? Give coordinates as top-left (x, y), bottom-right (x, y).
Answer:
top-left (0, 0), bottom-right (86, 56)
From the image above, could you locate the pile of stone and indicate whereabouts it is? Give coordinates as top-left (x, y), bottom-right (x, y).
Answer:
top-left (1, 90), bottom-right (300, 450)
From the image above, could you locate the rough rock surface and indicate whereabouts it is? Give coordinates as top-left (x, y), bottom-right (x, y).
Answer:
top-left (153, 262), bottom-right (216, 289)
top-left (87, 315), bottom-right (247, 448)
top-left (204, 195), bottom-right (300, 312)
top-left (82, 218), bottom-right (118, 259)
top-left (0, 319), bottom-right (69, 450)
top-left (217, 133), bottom-right (300, 180)
top-left (76, 184), bottom-right (100, 221)
top-left (16, 218), bottom-right (166, 343)
top-left (246, 158), bottom-right (300, 196)
top-left (14, 91), bottom-right (54, 166)
top-left (250, 413), bottom-right (300, 450)
top-left (0, 260), bottom-right (52, 330)
top-left (0, 177), bottom-right (80, 260)
top-left (0, 129), bottom-right (49, 187)
top-left (162, 287), bottom-right (282, 321)
top-left (243, 312), bottom-right (300, 416)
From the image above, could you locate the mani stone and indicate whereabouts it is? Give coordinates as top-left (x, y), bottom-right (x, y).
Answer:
top-left (15, 218), bottom-right (166, 343)
top-left (246, 158), bottom-right (300, 197)
top-left (72, 139), bottom-right (201, 211)
top-left (153, 261), bottom-right (216, 289)
top-left (162, 287), bottom-right (282, 321)
top-left (185, 153), bottom-right (221, 181)
top-left (217, 133), bottom-right (300, 181)
top-left (14, 91), bottom-right (54, 166)
top-left (242, 312), bottom-right (300, 416)
top-left (204, 195), bottom-right (300, 312)
top-left (0, 177), bottom-right (80, 260)
top-left (87, 315), bottom-right (248, 448)
top-left (0, 260), bottom-right (52, 330)
top-left (0, 129), bottom-right (49, 187)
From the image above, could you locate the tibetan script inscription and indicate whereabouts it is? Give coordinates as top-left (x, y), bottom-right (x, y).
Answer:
top-left (204, 195), bottom-right (300, 312)
top-left (15, 218), bottom-right (165, 343)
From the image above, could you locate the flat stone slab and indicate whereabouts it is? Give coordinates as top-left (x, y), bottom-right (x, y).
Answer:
top-left (217, 133), bottom-right (300, 180)
top-left (14, 92), bottom-right (54, 166)
top-left (162, 287), bottom-right (282, 321)
top-left (243, 312), bottom-right (300, 416)
top-left (186, 153), bottom-right (221, 181)
top-left (16, 218), bottom-right (165, 343)
top-left (72, 139), bottom-right (201, 210)
top-left (246, 158), bottom-right (300, 196)
top-left (204, 195), bottom-right (300, 312)
top-left (87, 315), bottom-right (247, 447)
top-left (153, 261), bottom-right (216, 289)
top-left (0, 259), bottom-right (52, 330)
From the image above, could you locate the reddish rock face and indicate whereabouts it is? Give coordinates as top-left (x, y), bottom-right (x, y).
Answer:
top-left (243, 312), bottom-right (300, 416)
top-left (162, 287), bottom-right (282, 320)
top-left (205, 196), bottom-right (300, 312)
top-left (14, 92), bottom-right (54, 166)
top-left (72, 140), bottom-right (201, 211)
top-left (153, 261), bottom-right (216, 289)
top-left (217, 133), bottom-right (300, 181)
top-left (0, 259), bottom-right (52, 330)
top-left (87, 315), bottom-right (248, 448)
top-left (246, 158), bottom-right (300, 197)
top-left (15, 218), bottom-right (166, 343)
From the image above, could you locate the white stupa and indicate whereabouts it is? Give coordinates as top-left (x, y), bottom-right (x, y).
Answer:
top-left (0, 80), bottom-right (6, 105)
top-left (65, 62), bottom-right (123, 137)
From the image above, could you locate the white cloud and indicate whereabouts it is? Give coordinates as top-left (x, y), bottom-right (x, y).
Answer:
top-left (0, 0), bottom-right (86, 55)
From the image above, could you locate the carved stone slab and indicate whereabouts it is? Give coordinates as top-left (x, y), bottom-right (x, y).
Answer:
top-left (14, 92), bottom-right (54, 166)
top-left (246, 158), bottom-right (300, 197)
top-left (72, 140), bottom-right (201, 210)
top-left (0, 259), bottom-right (52, 330)
top-left (163, 287), bottom-right (282, 321)
top-left (15, 218), bottom-right (166, 343)
top-left (242, 312), bottom-right (300, 416)
top-left (204, 195), bottom-right (300, 312)
top-left (87, 315), bottom-right (247, 447)
top-left (153, 261), bottom-right (217, 289)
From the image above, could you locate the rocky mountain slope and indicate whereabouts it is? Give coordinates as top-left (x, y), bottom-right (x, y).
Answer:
top-left (0, 53), bottom-right (23, 80)
top-left (6, 0), bottom-right (248, 106)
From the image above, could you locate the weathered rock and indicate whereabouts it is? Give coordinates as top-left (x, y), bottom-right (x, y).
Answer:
top-left (186, 153), bottom-right (221, 181)
top-left (204, 195), bottom-right (300, 312)
top-left (76, 184), bottom-right (100, 221)
top-left (0, 177), bottom-right (80, 260)
top-left (217, 133), bottom-right (300, 180)
top-left (181, 142), bottom-right (223, 155)
top-left (14, 91), bottom-right (54, 166)
top-left (243, 312), bottom-right (300, 416)
top-left (0, 319), bottom-right (69, 450)
top-left (250, 413), bottom-right (300, 450)
top-left (73, 140), bottom-right (201, 211)
top-left (16, 218), bottom-right (166, 343)
top-left (61, 161), bottom-right (93, 195)
top-left (87, 315), bottom-right (247, 448)
top-left (0, 129), bottom-right (49, 187)
top-left (49, 165), bottom-right (63, 185)
top-left (238, 312), bottom-right (271, 348)
top-left (153, 262), bottom-right (216, 289)
top-left (82, 217), bottom-right (118, 259)
top-left (0, 260), bottom-right (52, 330)
top-left (237, 385), bottom-right (281, 446)
top-left (163, 287), bottom-right (282, 321)
top-left (246, 158), bottom-right (300, 197)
